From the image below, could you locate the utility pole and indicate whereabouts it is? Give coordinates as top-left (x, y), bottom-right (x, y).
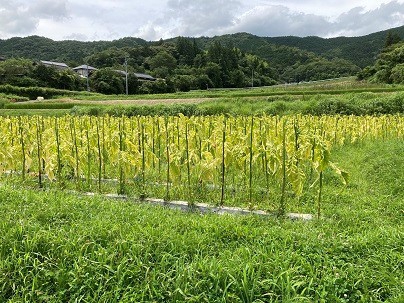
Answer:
top-left (251, 68), bottom-right (254, 88)
top-left (124, 58), bottom-right (128, 95)
top-left (86, 64), bottom-right (90, 91)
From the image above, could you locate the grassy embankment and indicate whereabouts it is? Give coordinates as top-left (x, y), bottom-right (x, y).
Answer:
top-left (0, 137), bottom-right (403, 302)
top-left (1, 78), bottom-right (403, 116)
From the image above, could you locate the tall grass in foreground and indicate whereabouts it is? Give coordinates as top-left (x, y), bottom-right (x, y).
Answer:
top-left (0, 138), bottom-right (403, 302)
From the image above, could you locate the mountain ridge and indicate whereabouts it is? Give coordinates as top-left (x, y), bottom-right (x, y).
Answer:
top-left (1, 26), bottom-right (403, 69)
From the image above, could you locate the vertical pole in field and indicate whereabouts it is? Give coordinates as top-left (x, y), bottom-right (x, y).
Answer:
top-left (220, 116), bottom-right (227, 206)
top-left (243, 117), bottom-right (248, 188)
top-left (279, 119), bottom-right (287, 216)
top-left (317, 171), bottom-right (323, 220)
top-left (152, 118), bottom-right (156, 170)
top-left (334, 116), bottom-right (339, 145)
top-left (293, 116), bottom-right (300, 167)
top-left (249, 116), bottom-right (254, 207)
top-left (157, 117), bottom-right (161, 175)
top-left (54, 117), bottom-right (62, 186)
top-left (165, 116), bottom-right (170, 201)
top-left (35, 116), bottom-right (43, 188)
top-left (275, 116), bottom-right (278, 137)
top-left (118, 117), bottom-right (125, 195)
top-left (70, 118), bottom-right (80, 190)
top-left (41, 117), bottom-right (46, 177)
top-left (309, 125), bottom-right (317, 182)
top-left (85, 118), bottom-right (91, 189)
top-left (96, 118), bottom-right (102, 192)
top-left (185, 120), bottom-right (191, 199)
top-left (141, 121), bottom-right (146, 199)
top-left (18, 117), bottom-right (26, 181)
top-left (102, 116), bottom-right (107, 179)
top-left (261, 118), bottom-right (270, 192)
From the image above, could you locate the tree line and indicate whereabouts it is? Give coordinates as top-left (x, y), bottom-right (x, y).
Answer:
top-left (0, 37), bottom-right (362, 95)
top-left (0, 38), bottom-right (279, 94)
top-left (357, 32), bottom-right (404, 84)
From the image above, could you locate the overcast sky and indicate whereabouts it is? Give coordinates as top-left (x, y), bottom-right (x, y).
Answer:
top-left (0, 0), bottom-right (403, 41)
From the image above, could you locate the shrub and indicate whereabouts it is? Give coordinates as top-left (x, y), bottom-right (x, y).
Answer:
top-left (0, 84), bottom-right (77, 100)
top-left (5, 102), bottom-right (76, 109)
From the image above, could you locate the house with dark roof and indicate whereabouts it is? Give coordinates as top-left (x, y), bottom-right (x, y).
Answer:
top-left (114, 70), bottom-right (157, 81)
top-left (114, 70), bottom-right (127, 76)
top-left (40, 60), bottom-right (69, 70)
top-left (73, 65), bottom-right (98, 77)
top-left (134, 72), bottom-right (156, 81)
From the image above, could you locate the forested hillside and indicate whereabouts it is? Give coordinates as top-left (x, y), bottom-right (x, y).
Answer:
top-left (2, 26), bottom-right (400, 70)
top-left (266, 25), bottom-right (404, 68)
top-left (0, 26), bottom-right (402, 94)
top-left (358, 41), bottom-right (404, 84)
top-left (0, 36), bottom-right (148, 67)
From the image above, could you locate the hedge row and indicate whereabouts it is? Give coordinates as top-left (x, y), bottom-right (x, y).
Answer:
top-left (0, 84), bottom-right (92, 100)
top-left (70, 92), bottom-right (404, 117)
top-left (4, 102), bottom-right (77, 110)
top-left (70, 103), bottom-right (202, 117)
top-left (303, 93), bottom-right (404, 115)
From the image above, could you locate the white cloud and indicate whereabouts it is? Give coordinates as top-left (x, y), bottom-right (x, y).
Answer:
top-left (134, 0), bottom-right (242, 39)
top-left (32, 0), bottom-right (68, 19)
top-left (0, 0), bottom-right (68, 38)
top-left (0, 0), bottom-right (403, 41)
top-left (0, 1), bottom-right (38, 36)
top-left (332, 1), bottom-right (404, 36)
top-left (221, 1), bottom-right (404, 38)
top-left (226, 5), bottom-right (331, 37)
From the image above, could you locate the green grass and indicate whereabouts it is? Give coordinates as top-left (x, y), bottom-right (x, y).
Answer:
top-left (0, 109), bottom-right (70, 117)
top-left (2, 91), bottom-right (402, 117)
top-left (0, 138), bottom-right (403, 302)
top-left (1, 78), bottom-right (403, 117)
top-left (69, 78), bottom-right (404, 101)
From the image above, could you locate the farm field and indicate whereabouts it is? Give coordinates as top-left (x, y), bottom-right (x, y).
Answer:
top-left (1, 78), bottom-right (403, 118)
top-left (0, 80), bottom-right (403, 302)
top-left (0, 114), bottom-right (402, 213)
top-left (0, 137), bottom-right (403, 302)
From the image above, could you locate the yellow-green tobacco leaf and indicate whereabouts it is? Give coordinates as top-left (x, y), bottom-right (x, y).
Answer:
top-left (329, 161), bottom-right (349, 185)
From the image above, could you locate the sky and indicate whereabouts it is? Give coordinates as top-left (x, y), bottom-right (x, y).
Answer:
top-left (0, 0), bottom-right (403, 41)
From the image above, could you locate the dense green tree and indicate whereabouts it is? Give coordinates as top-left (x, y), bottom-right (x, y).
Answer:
top-left (11, 76), bottom-right (39, 87)
top-left (193, 53), bottom-right (208, 68)
top-left (204, 62), bottom-right (222, 88)
top-left (30, 64), bottom-right (84, 90)
top-left (363, 42), bottom-right (404, 84)
top-left (171, 75), bottom-right (195, 92)
top-left (91, 68), bottom-right (124, 94)
top-left (147, 51), bottom-right (177, 75)
top-left (357, 66), bottom-right (377, 81)
top-left (55, 69), bottom-right (84, 90)
top-left (126, 74), bottom-right (140, 94)
top-left (176, 37), bottom-right (200, 66)
top-left (229, 69), bottom-right (246, 88)
top-left (138, 79), bottom-right (173, 94)
top-left (194, 74), bottom-right (213, 90)
top-left (86, 48), bottom-right (129, 68)
top-left (281, 58), bottom-right (360, 82)
top-left (384, 31), bottom-right (402, 48)
top-left (0, 58), bottom-right (34, 85)
top-left (31, 64), bottom-right (59, 87)
top-left (390, 63), bottom-right (404, 83)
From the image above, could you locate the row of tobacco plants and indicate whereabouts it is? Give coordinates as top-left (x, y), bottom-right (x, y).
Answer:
top-left (0, 114), bottom-right (402, 216)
